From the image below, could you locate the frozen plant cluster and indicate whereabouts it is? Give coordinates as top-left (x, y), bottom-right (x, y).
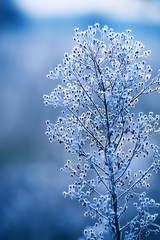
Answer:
top-left (44, 24), bottom-right (160, 240)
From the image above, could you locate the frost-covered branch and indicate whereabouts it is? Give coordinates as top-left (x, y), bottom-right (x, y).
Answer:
top-left (44, 24), bottom-right (160, 240)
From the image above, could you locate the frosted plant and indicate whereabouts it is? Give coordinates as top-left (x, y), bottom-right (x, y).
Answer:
top-left (44, 24), bottom-right (160, 240)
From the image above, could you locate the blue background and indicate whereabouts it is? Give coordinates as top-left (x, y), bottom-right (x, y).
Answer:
top-left (0, 0), bottom-right (160, 239)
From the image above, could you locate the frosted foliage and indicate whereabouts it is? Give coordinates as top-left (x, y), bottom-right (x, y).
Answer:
top-left (44, 24), bottom-right (160, 240)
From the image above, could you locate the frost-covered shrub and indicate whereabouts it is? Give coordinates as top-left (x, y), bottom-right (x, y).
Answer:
top-left (44, 24), bottom-right (160, 240)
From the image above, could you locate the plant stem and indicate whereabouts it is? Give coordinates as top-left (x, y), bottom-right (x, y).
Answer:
top-left (95, 58), bottom-right (121, 240)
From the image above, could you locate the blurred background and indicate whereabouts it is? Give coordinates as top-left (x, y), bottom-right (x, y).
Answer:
top-left (0, 0), bottom-right (160, 239)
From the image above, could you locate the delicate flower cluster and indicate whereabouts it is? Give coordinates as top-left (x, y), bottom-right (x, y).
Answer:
top-left (44, 24), bottom-right (160, 240)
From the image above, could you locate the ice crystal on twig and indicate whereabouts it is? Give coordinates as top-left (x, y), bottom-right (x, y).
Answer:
top-left (44, 24), bottom-right (160, 240)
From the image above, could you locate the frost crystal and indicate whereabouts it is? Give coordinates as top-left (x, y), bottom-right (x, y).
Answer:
top-left (44, 24), bottom-right (160, 240)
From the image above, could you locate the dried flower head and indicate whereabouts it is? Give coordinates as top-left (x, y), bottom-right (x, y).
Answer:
top-left (44, 24), bottom-right (160, 240)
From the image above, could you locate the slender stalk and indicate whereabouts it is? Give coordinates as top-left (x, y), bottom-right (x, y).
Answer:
top-left (94, 59), bottom-right (121, 240)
